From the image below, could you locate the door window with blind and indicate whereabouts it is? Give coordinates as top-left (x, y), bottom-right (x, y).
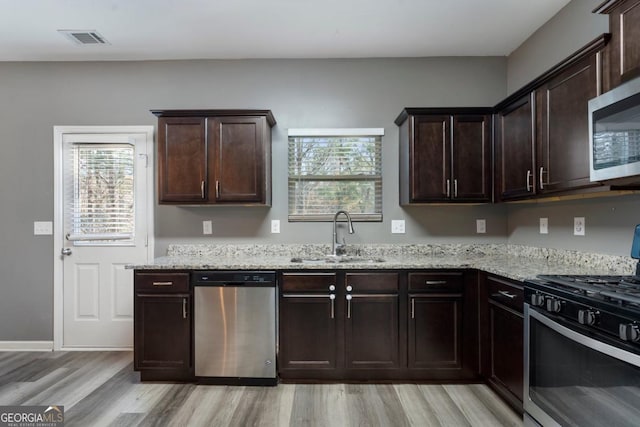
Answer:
top-left (65, 143), bottom-right (136, 245)
top-left (288, 128), bottom-right (383, 221)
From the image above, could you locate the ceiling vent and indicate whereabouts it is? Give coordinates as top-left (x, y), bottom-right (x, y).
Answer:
top-left (58, 30), bottom-right (109, 45)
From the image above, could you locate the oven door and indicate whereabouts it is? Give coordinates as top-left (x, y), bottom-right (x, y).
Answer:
top-left (524, 304), bottom-right (640, 427)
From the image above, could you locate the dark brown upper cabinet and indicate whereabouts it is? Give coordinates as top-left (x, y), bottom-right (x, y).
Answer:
top-left (495, 94), bottom-right (536, 201)
top-left (536, 53), bottom-right (602, 194)
top-left (396, 108), bottom-right (492, 204)
top-left (152, 109), bottom-right (275, 205)
top-left (596, 0), bottom-right (640, 91)
top-left (494, 35), bottom-right (609, 202)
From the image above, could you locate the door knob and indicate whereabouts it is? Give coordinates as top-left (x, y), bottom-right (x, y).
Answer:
top-left (61, 248), bottom-right (72, 256)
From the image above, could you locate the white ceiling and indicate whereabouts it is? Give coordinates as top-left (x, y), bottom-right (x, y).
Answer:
top-left (0, 0), bottom-right (571, 61)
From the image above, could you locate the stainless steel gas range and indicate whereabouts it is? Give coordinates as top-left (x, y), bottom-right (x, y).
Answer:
top-left (523, 274), bottom-right (640, 426)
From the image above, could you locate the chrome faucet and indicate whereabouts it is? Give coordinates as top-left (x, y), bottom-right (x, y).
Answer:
top-left (332, 210), bottom-right (355, 256)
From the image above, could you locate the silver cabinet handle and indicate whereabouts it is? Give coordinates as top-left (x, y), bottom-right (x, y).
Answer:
top-left (526, 170), bottom-right (533, 192)
top-left (425, 280), bottom-right (447, 285)
top-left (152, 281), bottom-right (173, 286)
top-left (61, 248), bottom-right (72, 256)
top-left (329, 285), bottom-right (335, 291)
top-left (346, 285), bottom-right (353, 292)
top-left (215, 180), bottom-right (220, 199)
top-left (453, 179), bottom-right (458, 198)
top-left (411, 297), bottom-right (415, 319)
top-left (493, 290), bottom-right (517, 299)
top-left (446, 179), bottom-right (451, 198)
top-left (182, 298), bottom-right (187, 319)
top-left (329, 294), bottom-right (335, 319)
top-left (346, 294), bottom-right (352, 319)
top-left (539, 166), bottom-right (546, 190)
top-left (200, 180), bottom-right (205, 199)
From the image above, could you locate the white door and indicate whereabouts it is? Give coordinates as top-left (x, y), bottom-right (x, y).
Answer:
top-left (54, 126), bottom-right (154, 349)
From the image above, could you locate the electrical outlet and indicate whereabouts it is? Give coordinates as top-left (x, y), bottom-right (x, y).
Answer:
top-left (202, 220), bottom-right (212, 235)
top-left (33, 221), bottom-right (53, 235)
top-left (574, 217), bottom-right (585, 236)
top-left (271, 219), bottom-right (281, 234)
top-left (391, 220), bottom-right (405, 234)
top-left (476, 219), bottom-right (486, 234)
top-left (539, 218), bottom-right (549, 234)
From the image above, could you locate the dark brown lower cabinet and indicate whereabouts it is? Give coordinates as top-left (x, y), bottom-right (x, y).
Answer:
top-left (481, 274), bottom-right (524, 413)
top-left (345, 294), bottom-right (399, 370)
top-left (278, 293), bottom-right (338, 372)
top-left (278, 271), bottom-right (401, 380)
top-left (489, 300), bottom-right (524, 404)
top-left (133, 271), bottom-right (192, 381)
top-left (278, 270), bottom-right (479, 381)
top-left (409, 295), bottom-right (462, 372)
top-left (134, 294), bottom-right (191, 380)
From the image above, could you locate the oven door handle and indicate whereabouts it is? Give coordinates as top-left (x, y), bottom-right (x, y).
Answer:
top-left (526, 305), bottom-right (640, 367)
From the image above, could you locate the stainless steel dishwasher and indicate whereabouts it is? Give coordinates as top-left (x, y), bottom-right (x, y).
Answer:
top-left (193, 271), bottom-right (276, 385)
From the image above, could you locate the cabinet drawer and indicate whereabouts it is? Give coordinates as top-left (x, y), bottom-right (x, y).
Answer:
top-left (281, 273), bottom-right (337, 292)
top-left (487, 276), bottom-right (523, 312)
top-left (408, 272), bottom-right (463, 292)
top-left (345, 273), bottom-right (398, 292)
top-left (135, 272), bottom-right (190, 293)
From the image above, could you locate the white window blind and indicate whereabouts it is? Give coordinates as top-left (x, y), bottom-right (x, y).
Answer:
top-left (288, 128), bottom-right (383, 221)
top-left (65, 143), bottom-right (135, 244)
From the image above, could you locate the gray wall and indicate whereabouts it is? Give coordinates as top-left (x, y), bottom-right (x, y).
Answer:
top-left (506, 0), bottom-right (608, 94)
top-left (0, 57), bottom-right (507, 341)
top-left (506, 194), bottom-right (640, 256)
top-left (504, 0), bottom-right (640, 257)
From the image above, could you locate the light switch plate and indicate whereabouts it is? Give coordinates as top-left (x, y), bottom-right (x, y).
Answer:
top-left (202, 220), bottom-right (212, 235)
top-left (539, 218), bottom-right (549, 234)
top-left (476, 219), bottom-right (486, 234)
top-left (33, 221), bottom-right (53, 235)
top-left (271, 220), bottom-right (281, 234)
top-left (391, 220), bottom-right (405, 234)
top-left (574, 217), bottom-right (585, 236)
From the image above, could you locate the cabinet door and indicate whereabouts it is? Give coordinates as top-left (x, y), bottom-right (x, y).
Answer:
top-left (409, 115), bottom-right (450, 202)
top-left (134, 294), bottom-right (190, 373)
top-left (452, 115), bottom-right (491, 201)
top-left (537, 54), bottom-right (601, 194)
top-left (158, 117), bottom-right (206, 203)
top-left (344, 294), bottom-right (399, 370)
top-left (408, 294), bottom-right (462, 371)
top-left (495, 94), bottom-right (535, 200)
top-left (209, 116), bottom-right (266, 203)
top-left (606, 0), bottom-right (640, 90)
top-left (278, 294), bottom-right (338, 372)
top-left (489, 301), bottom-right (524, 405)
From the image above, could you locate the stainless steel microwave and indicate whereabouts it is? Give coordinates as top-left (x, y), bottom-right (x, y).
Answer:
top-left (589, 76), bottom-right (640, 182)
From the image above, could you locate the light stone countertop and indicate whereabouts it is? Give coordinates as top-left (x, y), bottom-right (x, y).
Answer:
top-left (129, 244), bottom-right (638, 282)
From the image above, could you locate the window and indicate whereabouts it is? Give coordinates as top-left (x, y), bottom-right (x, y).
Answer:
top-left (288, 128), bottom-right (383, 221)
top-left (65, 143), bottom-right (135, 245)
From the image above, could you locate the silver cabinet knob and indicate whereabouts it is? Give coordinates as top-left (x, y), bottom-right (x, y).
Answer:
top-left (346, 285), bottom-right (353, 292)
top-left (61, 248), bottom-right (72, 256)
top-left (329, 285), bottom-right (336, 291)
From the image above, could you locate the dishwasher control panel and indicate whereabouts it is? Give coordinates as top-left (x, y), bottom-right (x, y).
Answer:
top-left (192, 271), bottom-right (276, 286)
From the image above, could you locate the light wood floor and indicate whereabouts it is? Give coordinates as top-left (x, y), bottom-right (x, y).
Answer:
top-left (0, 351), bottom-right (522, 426)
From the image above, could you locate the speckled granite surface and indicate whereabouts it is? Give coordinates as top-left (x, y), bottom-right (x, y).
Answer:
top-left (128, 244), bottom-right (638, 282)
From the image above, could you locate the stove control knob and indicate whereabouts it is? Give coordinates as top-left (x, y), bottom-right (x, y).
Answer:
top-left (546, 298), bottom-right (562, 313)
top-left (578, 309), bottom-right (599, 326)
top-left (530, 294), bottom-right (545, 307)
top-left (619, 324), bottom-right (640, 342)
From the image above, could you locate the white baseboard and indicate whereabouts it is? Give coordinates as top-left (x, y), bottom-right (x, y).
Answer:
top-left (59, 347), bottom-right (132, 351)
top-left (0, 341), bottom-right (54, 351)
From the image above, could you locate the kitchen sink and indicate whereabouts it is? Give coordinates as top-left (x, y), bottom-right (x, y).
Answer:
top-left (290, 256), bottom-right (385, 264)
